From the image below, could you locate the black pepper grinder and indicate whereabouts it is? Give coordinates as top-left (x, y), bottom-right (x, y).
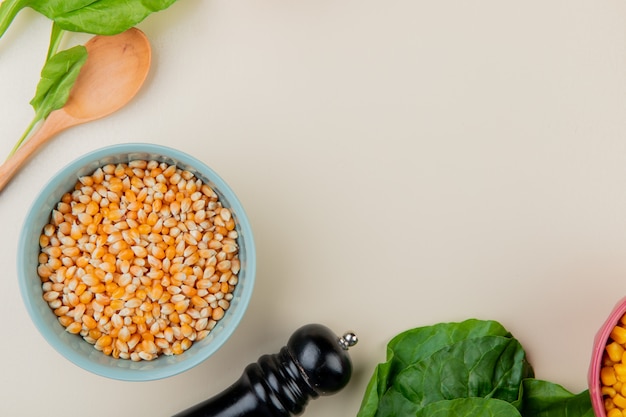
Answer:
top-left (173, 323), bottom-right (358, 417)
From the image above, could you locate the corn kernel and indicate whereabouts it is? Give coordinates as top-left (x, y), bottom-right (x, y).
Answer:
top-left (613, 326), bottom-right (626, 345)
top-left (616, 364), bottom-right (626, 377)
top-left (95, 335), bottom-right (112, 348)
top-left (615, 394), bottom-right (626, 409)
top-left (65, 321), bottom-right (82, 334)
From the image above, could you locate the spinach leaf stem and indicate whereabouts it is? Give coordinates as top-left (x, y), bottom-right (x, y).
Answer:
top-left (8, 117), bottom-right (37, 159)
top-left (7, 22), bottom-right (67, 159)
top-left (47, 22), bottom-right (64, 60)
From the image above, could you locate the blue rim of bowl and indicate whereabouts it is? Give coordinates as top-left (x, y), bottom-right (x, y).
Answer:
top-left (17, 143), bottom-right (256, 381)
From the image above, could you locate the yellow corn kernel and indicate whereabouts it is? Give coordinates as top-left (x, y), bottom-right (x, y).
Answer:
top-left (91, 283), bottom-right (106, 294)
top-left (135, 288), bottom-right (147, 301)
top-left (181, 338), bottom-right (192, 351)
top-left (70, 223), bottom-right (83, 241)
top-left (79, 290), bottom-right (93, 304)
top-left (158, 292), bottom-right (172, 305)
top-left (164, 245), bottom-right (176, 260)
top-left (615, 394), bottom-right (626, 409)
top-left (604, 367), bottom-right (619, 386)
top-left (75, 283), bottom-right (87, 297)
top-left (118, 248), bottom-right (135, 261)
top-left (88, 329), bottom-right (102, 341)
top-left (616, 364), bottom-right (626, 377)
top-left (145, 211), bottom-right (158, 226)
top-left (212, 307), bottom-right (225, 321)
top-left (61, 246), bottom-right (80, 257)
top-left (67, 293), bottom-right (80, 307)
top-left (168, 312), bottom-right (180, 324)
top-left (147, 284), bottom-right (163, 302)
top-left (58, 316), bottom-right (74, 328)
top-left (65, 321), bottom-right (82, 334)
top-left (81, 274), bottom-right (100, 287)
top-left (110, 299), bottom-right (125, 311)
top-left (172, 341), bottom-right (183, 355)
top-left (181, 324), bottom-right (193, 338)
top-left (82, 315), bottom-right (97, 330)
top-left (124, 189), bottom-right (137, 203)
top-left (136, 223), bottom-right (151, 236)
top-left (85, 201), bottom-right (99, 216)
top-left (95, 335), bottom-right (113, 348)
top-left (37, 264), bottom-right (53, 280)
top-left (91, 246), bottom-right (106, 260)
top-left (109, 327), bottom-right (120, 339)
top-left (608, 408), bottom-right (622, 417)
top-left (131, 245), bottom-right (148, 258)
top-left (140, 332), bottom-right (154, 344)
top-left (613, 326), bottom-right (626, 345)
top-left (606, 397), bottom-right (616, 411)
top-left (191, 295), bottom-right (208, 308)
top-left (117, 326), bottom-right (131, 343)
top-left (105, 282), bottom-right (118, 294)
top-left (77, 213), bottom-right (93, 225)
top-left (604, 386), bottom-right (618, 398)
top-left (174, 300), bottom-right (189, 314)
top-left (111, 286), bottom-right (126, 300)
top-left (99, 262), bottom-right (116, 274)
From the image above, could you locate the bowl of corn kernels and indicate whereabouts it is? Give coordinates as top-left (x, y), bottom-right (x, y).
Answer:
top-left (17, 143), bottom-right (256, 381)
top-left (590, 296), bottom-right (626, 417)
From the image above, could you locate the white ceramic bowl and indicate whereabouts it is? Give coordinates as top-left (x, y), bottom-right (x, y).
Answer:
top-left (17, 143), bottom-right (256, 381)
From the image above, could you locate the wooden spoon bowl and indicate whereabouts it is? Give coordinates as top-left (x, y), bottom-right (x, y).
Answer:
top-left (0, 27), bottom-right (151, 192)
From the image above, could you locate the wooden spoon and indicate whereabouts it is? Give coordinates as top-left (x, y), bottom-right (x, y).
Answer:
top-left (0, 27), bottom-right (151, 192)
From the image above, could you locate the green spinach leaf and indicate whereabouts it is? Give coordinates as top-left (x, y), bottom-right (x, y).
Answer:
top-left (414, 398), bottom-right (523, 417)
top-left (34, 0), bottom-right (178, 35)
top-left (357, 319), bottom-right (518, 417)
top-left (387, 319), bottom-right (512, 371)
top-left (512, 379), bottom-right (594, 417)
top-left (30, 45), bottom-right (87, 114)
top-left (357, 319), bottom-right (593, 417)
top-left (9, 45), bottom-right (87, 156)
top-left (395, 335), bottom-right (532, 405)
top-left (0, 0), bottom-right (177, 39)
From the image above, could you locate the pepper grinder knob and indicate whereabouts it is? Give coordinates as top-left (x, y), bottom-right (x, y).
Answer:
top-left (339, 332), bottom-right (358, 350)
top-left (173, 323), bottom-right (357, 417)
top-left (286, 324), bottom-right (357, 395)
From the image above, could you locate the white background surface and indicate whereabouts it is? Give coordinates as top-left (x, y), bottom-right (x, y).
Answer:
top-left (2, 1), bottom-right (626, 416)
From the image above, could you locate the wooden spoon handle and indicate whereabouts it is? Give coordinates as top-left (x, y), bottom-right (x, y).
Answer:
top-left (0, 109), bottom-right (72, 193)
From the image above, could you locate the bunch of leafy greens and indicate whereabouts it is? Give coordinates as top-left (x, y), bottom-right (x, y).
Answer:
top-left (357, 319), bottom-right (594, 417)
top-left (0, 0), bottom-right (178, 157)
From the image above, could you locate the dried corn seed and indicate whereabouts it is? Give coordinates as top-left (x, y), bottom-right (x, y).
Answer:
top-left (211, 307), bottom-right (225, 321)
top-left (66, 321), bottom-right (82, 334)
